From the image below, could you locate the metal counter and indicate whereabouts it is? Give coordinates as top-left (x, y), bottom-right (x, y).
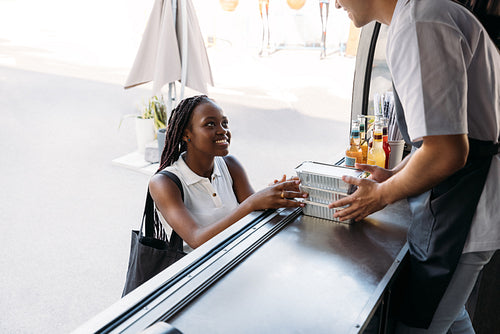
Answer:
top-left (168, 203), bottom-right (409, 334)
top-left (76, 200), bottom-right (411, 334)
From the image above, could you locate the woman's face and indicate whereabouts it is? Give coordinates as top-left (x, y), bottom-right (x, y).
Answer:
top-left (184, 101), bottom-right (231, 157)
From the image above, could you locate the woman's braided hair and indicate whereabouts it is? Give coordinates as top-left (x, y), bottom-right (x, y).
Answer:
top-left (157, 95), bottom-right (211, 172)
top-left (153, 95), bottom-right (211, 241)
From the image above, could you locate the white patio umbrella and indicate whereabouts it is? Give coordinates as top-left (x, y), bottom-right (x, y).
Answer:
top-left (124, 0), bottom-right (213, 118)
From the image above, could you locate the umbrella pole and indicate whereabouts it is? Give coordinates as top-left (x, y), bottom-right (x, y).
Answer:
top-left (180, 0), bottom-right (188, 100)
top-left (171, 0), bottom-right (186, 105)
top-left (171, 0), bottom-right (177, 25)
top-left (167, 82), bottom-right (177, 122)
top-left (166, 0), bottom-right (179, 123)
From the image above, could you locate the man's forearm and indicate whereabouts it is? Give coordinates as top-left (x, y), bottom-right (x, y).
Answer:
top-left (380, 135), bottom-right (468, 205)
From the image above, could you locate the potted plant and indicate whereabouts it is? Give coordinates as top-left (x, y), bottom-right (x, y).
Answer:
top-left (144, 95), bottom-right (169, 161)
top-left (120, 95), bottom-right (167, 155)
top-left (144, 95), bottom-right (167, 132)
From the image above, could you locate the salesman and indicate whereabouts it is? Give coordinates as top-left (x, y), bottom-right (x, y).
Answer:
top-left (329, 0), bottom-right (500, 332)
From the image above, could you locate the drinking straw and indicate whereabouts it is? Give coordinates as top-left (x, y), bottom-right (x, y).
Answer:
top-left (383, 93), bottom-right (391, 118)
top-left (385, 91), bottom-right (403, 141)
top-left (373, 93), bottom-right (381, 116)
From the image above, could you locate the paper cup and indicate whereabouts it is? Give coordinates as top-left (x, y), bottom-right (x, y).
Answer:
top-left (388, 140), bottom-right (405, 169)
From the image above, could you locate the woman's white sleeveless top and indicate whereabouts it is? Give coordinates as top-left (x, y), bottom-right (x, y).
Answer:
top-left (156, 154), bottom-right (239, 251)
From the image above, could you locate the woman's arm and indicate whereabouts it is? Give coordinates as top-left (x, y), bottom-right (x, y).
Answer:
top-left (150, 161), bottom-right (306, 249)
top-left (223, 155), bottom-right (255, 203)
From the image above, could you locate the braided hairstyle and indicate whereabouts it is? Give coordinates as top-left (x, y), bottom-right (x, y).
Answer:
top-left (153, 95), bottom-right (212, 240)
top-left (157, 95), bottom-right (212, 172)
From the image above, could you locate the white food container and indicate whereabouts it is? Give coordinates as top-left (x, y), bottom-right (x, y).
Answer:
top-left (295, 161), bottom-right (365, 224)
top-left (299, 185), bottom-right (347, 205)
top-left (301, 200), bottom-right (353, 224)
top-left (295, 161), bottom-right (363, 194)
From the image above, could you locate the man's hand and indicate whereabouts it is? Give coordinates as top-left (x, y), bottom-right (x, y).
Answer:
top-left (329, 176), bottom-right (388, 222)
top-left (329, 134), bottom-right (468, 222)
top-left (354, 163), bottom-right (395, 182)
top-left (328, 163), bottom-right (394, 222)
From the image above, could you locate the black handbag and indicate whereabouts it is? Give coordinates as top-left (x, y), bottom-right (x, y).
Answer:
top-left (122, 171), bottom-right (187, 297)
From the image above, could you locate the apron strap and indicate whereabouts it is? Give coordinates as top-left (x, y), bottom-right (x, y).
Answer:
top-left (468, 138), bottom-right (500, 159)
top-left (392, 83), bottom-right (422, 149)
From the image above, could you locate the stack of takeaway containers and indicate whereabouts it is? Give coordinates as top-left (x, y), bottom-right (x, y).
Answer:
top-left (295, 161), bottom-right (366, 224)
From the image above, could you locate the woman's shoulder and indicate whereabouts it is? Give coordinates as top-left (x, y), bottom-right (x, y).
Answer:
top-left (221, 155), bottom-right (241, 166)
top-left (149, 169), bottom-right (184, 203)
top-left (149, 164), bottom-right (182, 190)
top-left (221, 155), bottom-right (248, 183)
top-left (221, 155), bottom-right (244, 172)
top-left (149, 170), bottom-right (175, 188)
top-left (150, 164), bottom-right (177, 180)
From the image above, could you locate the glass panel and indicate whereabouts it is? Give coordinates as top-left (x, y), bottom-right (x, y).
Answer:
top-left (364, 24), bottom-right (405, 167)
top-left (367, 24), bottom-right (392, 118)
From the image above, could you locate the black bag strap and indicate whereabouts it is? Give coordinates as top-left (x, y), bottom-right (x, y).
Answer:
top-left (142, 170), bottom-right (185, 252)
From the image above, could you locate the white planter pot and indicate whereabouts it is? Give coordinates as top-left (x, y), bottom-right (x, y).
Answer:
top-left (157, 128), bottom-right (167, 162)
top-left (135, 118), bottom-right (155, 154)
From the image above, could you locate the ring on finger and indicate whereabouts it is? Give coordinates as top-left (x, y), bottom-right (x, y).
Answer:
top-left (280, 190), bottom-right (285, 199)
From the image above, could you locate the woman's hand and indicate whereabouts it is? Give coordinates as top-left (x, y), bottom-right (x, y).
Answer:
top-left (248, 179), bottom-right (307, 211)
top-left (268, 174), bottom-right (300, 186)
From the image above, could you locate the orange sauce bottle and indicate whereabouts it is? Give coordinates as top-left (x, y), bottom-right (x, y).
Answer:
top-left (367, 121), bottom-right (386, 168)
top-left (345, 120), bottom-right (363, 167)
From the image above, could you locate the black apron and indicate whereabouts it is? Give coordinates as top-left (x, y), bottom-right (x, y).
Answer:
top-left (392, 88), bottom-right (499, 328)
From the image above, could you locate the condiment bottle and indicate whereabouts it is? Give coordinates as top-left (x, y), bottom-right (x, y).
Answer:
top-left (359, 116), bottom-right (368, 164)
top-left (345, 120), bottom-right (363, 168)
top-left (382, 117), bottom-right (391, 168)
top-left (367, 121), bottom-right (386, 167)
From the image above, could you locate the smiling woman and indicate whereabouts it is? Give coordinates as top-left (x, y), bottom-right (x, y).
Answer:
top-left (149, 95), bottom-right (308, 252)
